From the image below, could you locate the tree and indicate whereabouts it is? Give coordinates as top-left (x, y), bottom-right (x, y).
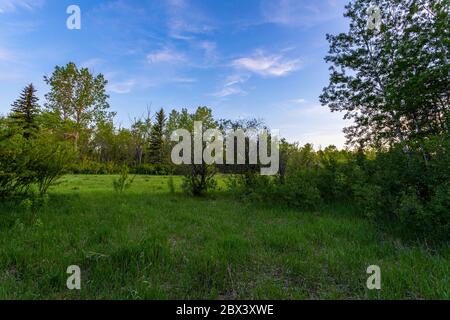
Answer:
top-left (148, 108), bottom-right (166, 164)
top-left (130, 109), bottom-right (152, 165)
top-left (10, 84), bottom-right (41, 139)
top-left (44, 62), bottom-right (113, 151)
top-left (29, 132), bottom-right (75, 197)
top-left (169, 107), bottom-right (218, 196)
top-left (320, 0), bottom-right (449, 149)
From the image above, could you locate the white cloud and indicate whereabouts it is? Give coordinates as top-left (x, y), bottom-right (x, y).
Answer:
top-left (260, 0), bottom-right (342, 27)
top-left (211, 86), bottom-right (246, 98)
top-left (0, 47), bottom-right (15, 62)
top-left (224, 74), bottom-right (249, 87)
top-left (147, 48), bottom-right (185, 64)
top-left (199, 41), bottom-right (217, 60)
top-left (166, 0), bottom-right (214, 40)
top-left (173, 77), bottom-right (197, 83)
top-left (0, 0), bottom-right (43, 13)
top-left (81, 58), bottom-right (104, 70)
top-left (108, 80), bottom-right (136, 94)
top-left (232, 52), bottom-right (301, 77)
top-left (289, 98), bottom-right (307, 104)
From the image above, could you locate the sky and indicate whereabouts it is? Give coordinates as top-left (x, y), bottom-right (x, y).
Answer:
top-left (0, 0), bottom-right (351, 148)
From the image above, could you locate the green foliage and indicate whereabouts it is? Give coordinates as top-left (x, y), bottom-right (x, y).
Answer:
top-left (181, 165), bottom-right (217, 196)
top-left (1, 175), bottom-right (447, 299)
top-left (44, 62), bottom-right (114, 152)
top-left (10, 84), bottom-right (41, 139)
top-left (130, 164), bottom-right (174, 176)
top-left (320, 0), bottom-right (449, 148)
top-left (167, 176), bottom-right (176, 194)
top-left (68, 160), bottom-right (121, 175)
top-left (0, 116), bottom-right (74, 200)
top-left (277, 170), bottom-right (323, 211)
top-left (169, 107), bottom-right (219, 196)
top-left (0, 128), bottom-right (35, 198)
top-left (148, 108), bottom-right (166, 164)
top-left (113, 166), bottom-right (135, 194)
top-left (28, 134), bottom-right (75, 197)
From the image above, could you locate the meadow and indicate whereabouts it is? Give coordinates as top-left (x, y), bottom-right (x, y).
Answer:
top-left (0, 175), bottom-right (448, 300)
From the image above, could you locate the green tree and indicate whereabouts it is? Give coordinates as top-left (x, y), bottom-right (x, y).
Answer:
top-left (10, 84), bottom-right (41, 139)
top-left (44, 62), bottom-right (113, 151)
top-left (320, 0), bottom-right (449, 149)
top-left (130, 110), bottom-right (152, 165)
top-left (168, 107), bottom-right (218, 196)
top-left (148, 108), bottom-right (166, 164)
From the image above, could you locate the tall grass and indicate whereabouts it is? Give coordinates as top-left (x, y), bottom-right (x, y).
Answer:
top-left (0, 175), bottom-right (447, 299)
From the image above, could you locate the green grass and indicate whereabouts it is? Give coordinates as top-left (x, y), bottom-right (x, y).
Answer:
top-left (0, 175), bottom-right (448, 300)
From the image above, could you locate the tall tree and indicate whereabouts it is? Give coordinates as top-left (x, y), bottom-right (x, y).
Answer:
top-left (10, 84), bottom-right (41, 139)
top-left (130, 109), bottom-right (152, 165)
top-left (148, 108), bottom-right (166, 164)
top-left (44, 62), bottom-right (113, 151)
top-left (169, 107), bottom-right (218, 196)
top-left (320, 0), bottom-right (449, 149)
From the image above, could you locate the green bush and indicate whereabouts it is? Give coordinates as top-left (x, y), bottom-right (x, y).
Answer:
top-left (0, 132), bottom-right (35, 198)
top-left (113, 166), bottom-right (135, 193)
top-left (130, 164), bottom-right (174, 175)
top-left (28, 134), bottom-right (75, 197)
top-left (68, 160), bottom-right (120, 174)
top-left (277, 170), bottom-right (323, 210)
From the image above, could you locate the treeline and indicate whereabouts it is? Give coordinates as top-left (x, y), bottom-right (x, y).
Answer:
top-left (229, 0), bottom-right (449, 242)
top-left (0, 0), bottom-right (448, 243)
top-left (0, 62), bottom-right (267, 198)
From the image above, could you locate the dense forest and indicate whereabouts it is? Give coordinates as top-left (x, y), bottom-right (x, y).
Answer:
top-left (0, 0), bottom-right (449, 244)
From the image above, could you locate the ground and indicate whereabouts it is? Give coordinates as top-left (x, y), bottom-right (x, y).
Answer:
top-left (0, 175), bottom-right (448, 299)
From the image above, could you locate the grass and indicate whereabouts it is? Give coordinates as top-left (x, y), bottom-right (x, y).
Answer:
top-left (0, 175), bottom-right (448, 300)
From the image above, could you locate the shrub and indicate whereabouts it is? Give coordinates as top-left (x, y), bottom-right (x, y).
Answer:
top-left (182, 163), bottom-right (217, 196)
top-left (113, 166), bottom-right (135, 193)
top-left (28, 134), bottom-right (75, 197)
top-left (0, 132), bottom-right (35, 198)
top-left (276, 170), bottom-right (323, 210)
top-left (130, 164), bottom-right (174, 175)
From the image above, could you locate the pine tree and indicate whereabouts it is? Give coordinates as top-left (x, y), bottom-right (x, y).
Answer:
top-left (148, 108), bottom-right (166, 164)
top-left (11, 84), bottom-right (41, 139)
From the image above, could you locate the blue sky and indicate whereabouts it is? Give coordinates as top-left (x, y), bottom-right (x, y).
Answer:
top-left (0, 0), bottom-right (351, 147)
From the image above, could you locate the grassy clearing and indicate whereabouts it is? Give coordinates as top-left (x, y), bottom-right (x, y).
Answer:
top-left (0, 175), bottom-right (448, 299)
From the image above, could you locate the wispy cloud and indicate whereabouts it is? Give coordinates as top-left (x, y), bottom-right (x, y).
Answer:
top-left (211, 74), bottom-right (249, 98)
top-left (224, 74), bottom-right (249, 87)
top-left (260, 0), bottom-right (341, 27)
top-left (198, 41), bottom-right (217, 61)
top-left (147, 48), bottom-right (185, 64)
top-left (81, 58), bottom-right (105, 70)
top-left (108, 79), bottom-right (136, 94)
top-left (0, 47), bottom-right (16, 62)
top-left (0, 0), bottom-right (43, 13)
top-left (211, 86), bottom-right (246, 98)
top-left (173, 77), bottom-right (197, 84)
top-left (289, 98), bottom-right (307, 104)
top-left (232, 51), bottom-right (301, 77)
top-left (166, 0), bottom-right (214, 40)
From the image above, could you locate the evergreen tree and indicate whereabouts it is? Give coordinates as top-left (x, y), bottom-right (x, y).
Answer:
top-left (10, 84), bottom-right (41, 139)
top-left (148, 108), bottom-right (166, 164)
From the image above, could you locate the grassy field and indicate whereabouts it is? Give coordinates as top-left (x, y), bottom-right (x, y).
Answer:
top-left (0, 175), bottom-right (448, 300)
